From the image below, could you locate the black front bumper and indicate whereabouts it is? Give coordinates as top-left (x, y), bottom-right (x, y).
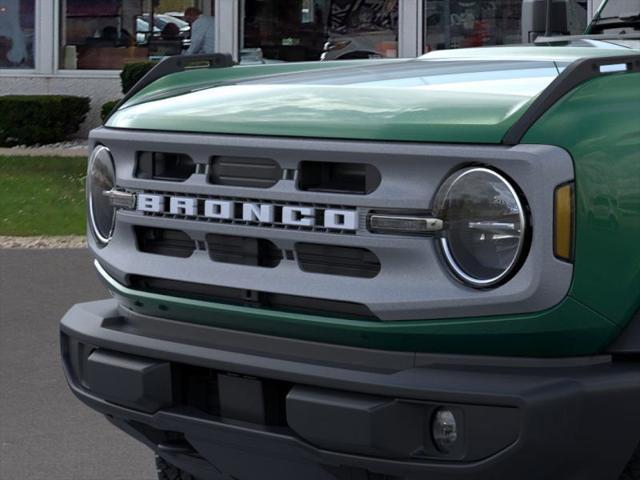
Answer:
top-left (61, 300), bottom-right (640, 480)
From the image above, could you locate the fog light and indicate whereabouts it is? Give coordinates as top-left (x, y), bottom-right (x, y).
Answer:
top-left (432, 408), bottom-right (458, 453)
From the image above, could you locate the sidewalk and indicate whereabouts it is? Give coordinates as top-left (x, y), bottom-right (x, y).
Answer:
top-left (0, 141), bottom-right (88, 158)
top-left (0, 236), bottom-right (87, 249)
top-left (0, 147), bottom-right (88, 157)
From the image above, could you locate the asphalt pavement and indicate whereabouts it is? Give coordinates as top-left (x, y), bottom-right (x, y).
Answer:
top-left (0, 249), bottom-right (156, 480)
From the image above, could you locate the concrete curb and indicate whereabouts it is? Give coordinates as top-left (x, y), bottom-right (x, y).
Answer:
top-left (0, 236), bottom-right (87, 249)
top-left (0, 147), bottom-right (88, 158)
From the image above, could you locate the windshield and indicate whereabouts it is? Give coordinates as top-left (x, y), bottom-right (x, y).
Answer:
top-left (597, 0), bottom-right (640, 19)
top-left (589, 0), bottom-right (640, 35)
top-left (141, 14), bottom-right (189, 30)
top-left (136, 18), bottom-right (160, 34)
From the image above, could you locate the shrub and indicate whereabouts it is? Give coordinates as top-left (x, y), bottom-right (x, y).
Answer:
top-left (121, 61), bottom-right (157, 94)
top-left (0, 95), bottom-right (90, 147)
top-left (101, 100), bottom-right (121, 122)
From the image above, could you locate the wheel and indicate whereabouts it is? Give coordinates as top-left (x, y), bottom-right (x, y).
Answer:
top-left (620, 442), bottom-right (640, 480)
top-left (155, 455), bottom-right (196, 480)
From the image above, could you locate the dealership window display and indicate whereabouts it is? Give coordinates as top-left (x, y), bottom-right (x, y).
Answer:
top-left (0, 0), bottom-right (35, 69)
top-left (241, 0), bottom-right (399, 63)
top-left (424, 0), bottom-right (524, 51)
top-left (424, 0), bottom-right (587, 51)
top-left (58, 0), bottom-right (203, 70)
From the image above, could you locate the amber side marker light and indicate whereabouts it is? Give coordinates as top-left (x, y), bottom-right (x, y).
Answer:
top-left (554, 182), bottom-right (575, 261)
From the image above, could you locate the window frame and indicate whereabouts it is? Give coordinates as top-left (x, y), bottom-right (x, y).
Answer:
top-left (400, 0), bottom-right (423, 57)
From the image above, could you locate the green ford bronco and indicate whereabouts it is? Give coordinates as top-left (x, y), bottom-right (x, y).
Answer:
top-left (61, 2), bottom-right (640, 479)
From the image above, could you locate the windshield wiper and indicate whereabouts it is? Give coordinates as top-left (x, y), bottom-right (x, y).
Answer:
top-left (591, 13), bottom-right (640, 28)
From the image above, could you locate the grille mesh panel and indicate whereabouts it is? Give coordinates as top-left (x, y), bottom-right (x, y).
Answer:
top-left (135, 227), bottom-right (196, 258)
top-left (206, 234), bottom-right (282, 268)
top-left (296, 243), bottom-right (381, 278)
top-left (209, 156), bottom-right (282, 188)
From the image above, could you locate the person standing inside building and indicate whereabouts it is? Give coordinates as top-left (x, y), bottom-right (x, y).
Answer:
top-left (184, 7), bottom-right (215, 54)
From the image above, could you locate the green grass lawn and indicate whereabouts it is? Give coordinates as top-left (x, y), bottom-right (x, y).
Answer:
top-left (0, 156), bottom-right (87, 236)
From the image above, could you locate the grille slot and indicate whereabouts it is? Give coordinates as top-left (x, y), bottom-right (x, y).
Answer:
top-left (296, 243), bottom-right (381, 278)
top-left (136, 152), bottom-right (196, 181)
top-left (298, 161), bottom-right (381, 195)
top-left (206, 234), bottom-right (282, 268)
top-left (210, 156), bottom-right (282, 188)
top-left (129, 276), bottom-right (377, 320)
top-left (135, 227), bottom-right (196, 258)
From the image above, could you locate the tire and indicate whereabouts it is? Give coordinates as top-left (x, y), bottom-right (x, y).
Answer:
top-left (155, 455), bottom-right (196, 480)
top-left (620, 443), bottom-right (640, 480)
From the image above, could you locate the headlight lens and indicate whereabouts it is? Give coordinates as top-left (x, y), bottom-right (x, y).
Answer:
top-left (434, 167), bottom-right (527, 288)
top-left (88, 146), bottom-right (116, 244)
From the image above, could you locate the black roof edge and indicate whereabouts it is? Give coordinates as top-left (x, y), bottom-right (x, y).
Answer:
top-left (502, 54), bottom-right (640, 146)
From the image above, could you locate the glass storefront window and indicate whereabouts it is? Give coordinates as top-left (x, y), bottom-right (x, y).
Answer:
top-left (241, 0), bottom-right (399, 63)
top-left (424, 0), bottom-right (587, 52)
top-left (424, 0), bottom-right (523, 52)
top-left (598, 0), bottom-right (640, 20)
top-left (59, 0), bottom-right (212, 70)
top-left (0, 0), bottom-right (35, 69)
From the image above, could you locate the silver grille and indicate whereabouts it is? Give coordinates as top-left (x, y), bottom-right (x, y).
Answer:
top-left (89, 127), bottom-right (574, 321)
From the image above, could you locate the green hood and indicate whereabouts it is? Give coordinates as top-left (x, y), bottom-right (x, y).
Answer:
top-left (107, 45), bottom-right (638, 144)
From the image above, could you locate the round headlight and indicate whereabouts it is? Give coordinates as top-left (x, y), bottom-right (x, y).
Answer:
top-left (88, 146), bottom-right (116, 244)
top-left (434, 167), bottom-right (527, 288)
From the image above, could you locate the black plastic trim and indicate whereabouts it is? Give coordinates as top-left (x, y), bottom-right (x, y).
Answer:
top-left (60, 300), bottom-right (640, 480)
top-left (502, 54), bottom-right (640, 145)
top-left (128, 276), bottom-right (377, 320)
top-left (85, 349), bottom-right (173, 413)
